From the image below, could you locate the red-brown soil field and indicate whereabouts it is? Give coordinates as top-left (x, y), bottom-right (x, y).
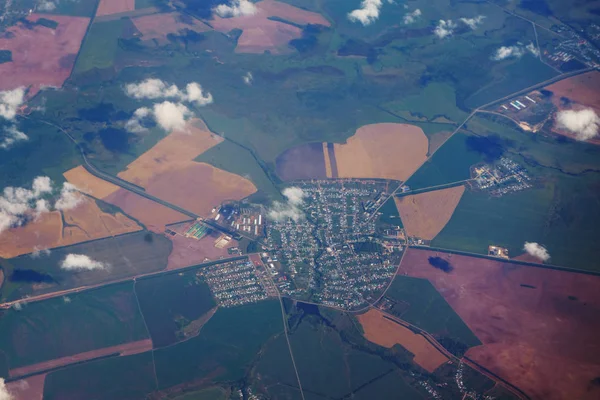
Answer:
top-left (0, 14), bottom-right (89, 95)
top-left (544, 71), bottom-right (600, 144)
top-left (0, 196), bottom-right (141, 259)
top-left (64, 166), bottom-right (189, 232)
top-left (132, 12), bottom-right (210, 43)
top-left (165, 222), bottom-right (237, 270)
top-left (394, 186), bottom-right (465, 240)
top-left (6, 373), bottom-right (46, 400)
top-left (9, 339), bottom-right (153, 378)
top-left (397, 248), bottom-right (600, 400)
top-left (210, 0), bottom-right (330, 54)
top-left (357, 308), bottom-right (449, 372)
top-left (96, 0), bottom-right (135, 17)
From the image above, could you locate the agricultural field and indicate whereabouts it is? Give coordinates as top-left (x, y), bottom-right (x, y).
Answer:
top-left (357, 309), bottom-right (449, 373)
top-left (43, 352), bottom-right (156, 400)
top-left (153, 300), bottom-right (283, 389)
top-left (2, 231), bottom-right (171, 301)
top-left (384, 275), bottom-right (481, 355)
top-left (395, 185), bottom-right (465, 240)
top-left (0, 14), bottom-right (90, 95)
top-left (135, 269), bottom-right (216, 347)
top-left (397, 248), bottom-right (600, 400)
top-left (0, 195), bottom-right (141, 259)
top-left (0, 282), bottom-right (148, 371)
top-left (64, 166), bottom-right (189, 232)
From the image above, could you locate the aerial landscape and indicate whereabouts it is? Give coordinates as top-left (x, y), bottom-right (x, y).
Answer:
top-left (0, 0), bottom-right (599, 399)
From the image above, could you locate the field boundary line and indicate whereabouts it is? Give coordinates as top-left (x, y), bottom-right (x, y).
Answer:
top-left (133, 279), bottom-right (159, 391)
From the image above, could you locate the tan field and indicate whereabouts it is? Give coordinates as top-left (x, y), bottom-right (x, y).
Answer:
top-left (118, 119), bottom-right (223, 187)
top-left (63, 165), bottom-right (120, 198)
top-left (322, 142), bottom-right (333, 178)
top-left (132, 12), bottom-right (211, 43)
top-left (0, 196), bottom-right (141, 259)
top-left (117, 119), bottom-right (256, 218)
top-left (9, 339), bottom-right (153, 378)
top-left (211, 0), bottom-right (329, 54)
top-left (64, 166), bottom-right (189, 233)
top-left (96, 0), bottom-right (135, 17)
top-left (395, 186), bottom-right (465, 240)
top-left (333, 123), bottom-right (429, 181)
top-left (143, 161), bottom-right (256, 218)
top-left (0, 14), bottom-right (89, 96)
top-left (357, 309), bottom-right (449, 372)
top-left (6, 373), bottom-right (46, 400)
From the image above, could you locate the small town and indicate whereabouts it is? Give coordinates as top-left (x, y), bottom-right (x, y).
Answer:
top-left (263, 179), bottom-right (403, 310)
top-left (471, 157), bottom-right (532, 197)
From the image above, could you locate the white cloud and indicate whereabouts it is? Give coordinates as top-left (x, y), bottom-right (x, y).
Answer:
top-left (12, 302), bottom-right (22, 311)
top-left (31, 246), bottom-right (51, 258)
top-left (526, 42), bottom-right (540, 57)
top-left (54, 183), bottom-right (83, 211)
top-left (0, 125), bottom-right (28, 150)
top-left (214, 0), bottom-right (258, 18)
top-left (491, 42), bottom-right (538, 60)
top-left (403, 9), bottom-right (421, 24)
top-left (556, 108), bottom-right (600, 141)
top-left (183, 82), bottom-right (213, 106)
top-left (434, 19), bottom-right (457, 38)
top-left (0, 88), bottom-right (26, 121)
top-left (125, 107), bottom-right (152, 133)
top-left (63, 296), bottom-right (71, 303)
top-left (124, 79), bottom-right (212, 133)
top-left (348, 0), bottom-right (385, 26)
top-left (37, 0), bottom-right (57, 11)
top-left (153, 101), bottom-right (192, 132)
top-left (268, 187), bottom-right (306, 222)
top-left (460, 15), bottom-right (485, 30)
top-left (60, 254), bottom-right (107, 271)
top-left (0, 177), bottom-right (82, 234)
top-left (523, 242), bottom-right (550, 262)
top-left (243, 72), bottom-right (253, 85)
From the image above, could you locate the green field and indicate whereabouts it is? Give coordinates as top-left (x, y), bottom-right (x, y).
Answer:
top-left (154, 300), bottom-right (283, 389)
top-left (43, 352), bottom-right (156, 400)
top-left (3, 231), bottom-right (171, 301)
top-left (136, 270), bottom-right (216, 348)
top-left (0, 282), bottom-right (148, 369)
top-left (385, 276), bottom-right (481, 355)
top-left (171, 387), bottom-right (228, 400)
top-left (405, 132), bottom-right (486, 189)
top-left (74, 19), bottom-right (126, 73)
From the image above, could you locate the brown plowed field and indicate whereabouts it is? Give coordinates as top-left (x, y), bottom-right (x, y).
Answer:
top-left (394, 186), bottom-right (465, 240)
top-left (64, 166), bottom-right (189, 232)
top-left (118, 119), bottom-right (223, 187)
top-left (96, 0), bottom-right (135, 17)
top-left (544, 71), bottom-right (600, 145)
top-left (545, 71), bottom-right (600, 112)
top-left (333, 123), bottom-right (428, 181)
top-left (0, 14), bottom-right (89, 94)
top-left (211, 0), bottom-right (329, 54)
top-left (9, 339), bottom-right (153, 378)
top-left (143, 161), bottom-right (256, 218)
top-left (357, 309), bottom-right (449, 372)
top-left (427, 131), bottom-right (453, 156)
top-left (0, 197), bottom-right (141, 258)
top-left (166, 223), bottom-right (236, 270)
top-left (397, 248), bottom-right (600, 400)
top-left (132, 12), bottom-right (210, 43)
top-left (6, 373), bottom-right (46, 400)
top-left (275, 142), bottom-right (328, 181)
